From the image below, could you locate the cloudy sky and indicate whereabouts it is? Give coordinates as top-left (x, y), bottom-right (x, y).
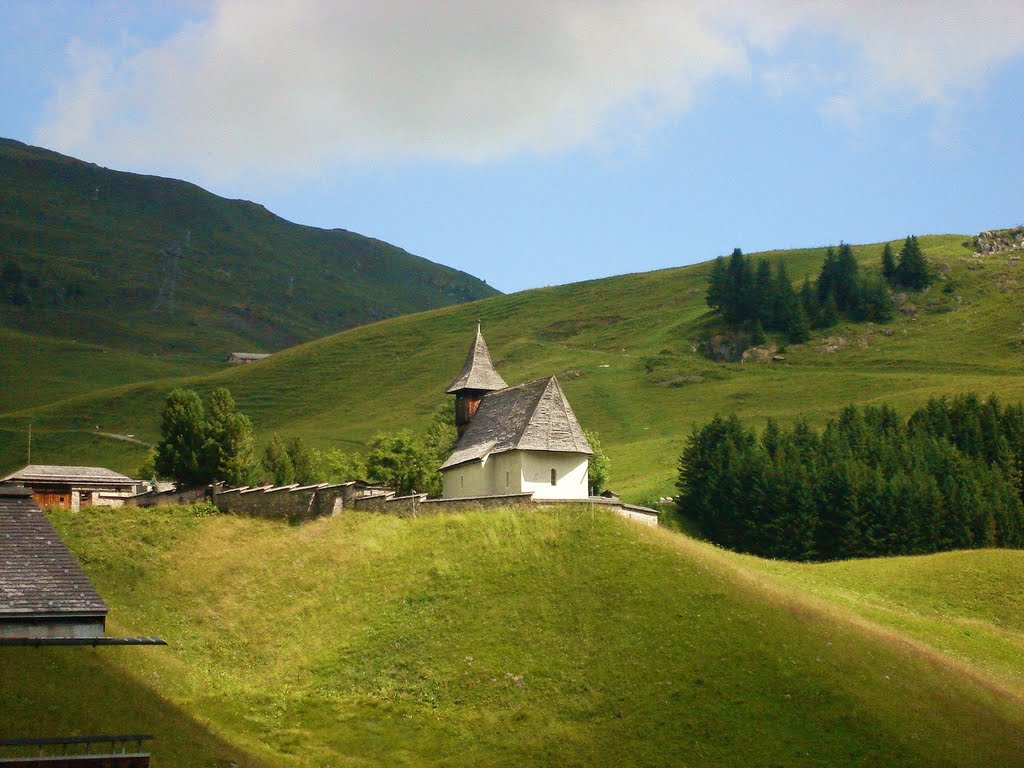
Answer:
top-left (3, 1), bottom-right (1023, 292)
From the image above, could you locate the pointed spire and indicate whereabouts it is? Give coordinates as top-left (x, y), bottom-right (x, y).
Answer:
top-left (446, 325), bottom-right (508, 394)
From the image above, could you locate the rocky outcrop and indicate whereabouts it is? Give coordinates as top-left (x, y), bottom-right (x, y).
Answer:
top-left (975, 226), bottom-right (1024, 255)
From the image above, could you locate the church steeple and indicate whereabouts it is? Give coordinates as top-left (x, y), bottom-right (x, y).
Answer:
top-left (447, 324), bottom-right (507, 437)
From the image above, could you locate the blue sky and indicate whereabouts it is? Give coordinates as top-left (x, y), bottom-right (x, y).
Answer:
top-left (2, 1), bottom-right (1023, 293)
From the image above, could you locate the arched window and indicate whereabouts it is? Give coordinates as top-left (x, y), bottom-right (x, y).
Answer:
top-left (550, 468), bottom-right (557, 485)
top-left (460, 475), bottom-right (464, 489)
top-left (505, 470), bottom-right (510, 487)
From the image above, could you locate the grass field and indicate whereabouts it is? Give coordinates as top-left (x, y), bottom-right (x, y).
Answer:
top-left (2, 504), bottom-right (1023, 767)
top-left (4, 233), bottom-right (1023, 502)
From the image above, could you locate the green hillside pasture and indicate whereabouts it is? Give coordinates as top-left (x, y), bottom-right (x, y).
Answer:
top-left (2, 505), bottom-right (1023, 767)
top-left (0, 645), bottom-right (269, 767)
top-left (751, 549), bottom-right (1024, 694)
top-left (0, 326), bottom-right (213, 410)
top-left (5, 235), bottom-right (1024, 500)
top-left (0, 137), bottom-right (496, 362)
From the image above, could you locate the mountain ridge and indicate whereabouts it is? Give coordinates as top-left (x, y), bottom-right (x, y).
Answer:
top-left (0, 137), bottom-right (498, 359)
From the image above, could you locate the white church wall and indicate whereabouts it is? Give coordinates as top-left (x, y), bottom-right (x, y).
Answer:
top-left (521, 451), bottom-right (589, 500)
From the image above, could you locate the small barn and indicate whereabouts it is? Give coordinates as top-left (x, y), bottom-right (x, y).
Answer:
top-left (441, 327), bottom-right (593, 499)
top-left (228, 352), bottom-right (271, 363)
top-left (0, 465), bottom-right (142, 511)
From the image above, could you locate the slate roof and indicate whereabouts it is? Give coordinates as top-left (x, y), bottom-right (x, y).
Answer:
top-left (441, 376), bottom-right (592, 470)
top-left (1, 465), bottom-right (137, 486)
top-left (446, 327), bottom-right (508, 394)
top-left (0, 488), bottom-right (108, 618)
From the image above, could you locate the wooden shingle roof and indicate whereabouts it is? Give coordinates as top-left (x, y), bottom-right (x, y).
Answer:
top-left (0, 488), bottom-right (107, 618)
top-left (1, 465), bottom-right (137, 486)
top-left (446, 327), bottom-right (508, 394)
top-left (441, 377), bottom-right (592, 470)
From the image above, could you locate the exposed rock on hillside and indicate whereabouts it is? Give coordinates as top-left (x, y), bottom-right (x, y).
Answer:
top-left (974, 226), bottom-right (1024, 255)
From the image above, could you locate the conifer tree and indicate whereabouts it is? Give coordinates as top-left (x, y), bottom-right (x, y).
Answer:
top-left (262, 434), bottom-right (295, 485)
top-left (895, 235), bottom-right (930, 290)
top-left (816, 292), bottom-right (839, 329)
top-left (155, 389), bottom-right (208, 486)
top-left (202, 388), bottom-right (257, 486)
top-left (860, 275), bottom-right (894, 322)
top-left (881, 243), bottom-right (897, 283)
top-left (705, 256), bottom-right (728, 312)
top-left (833, 242), bottom-right (860, 313)
top-left (800, 276), bottom-right (818, 324)
top-left (753, 258), bottom-right (774, 327)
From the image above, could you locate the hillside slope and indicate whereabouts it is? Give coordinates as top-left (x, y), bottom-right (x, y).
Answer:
top-left (4, 234), bottom-right (1022, 499)
top-left (0, 138), bottom-right (496, 362)
top-left (2, 505), bottom-right (1022, 767)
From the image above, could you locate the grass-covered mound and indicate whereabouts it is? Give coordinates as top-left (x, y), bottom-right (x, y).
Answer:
top-left (2, 504), bottom-right (1022, 767)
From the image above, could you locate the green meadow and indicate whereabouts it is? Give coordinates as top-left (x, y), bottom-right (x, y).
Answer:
top-left (2, 503), bottom-right (1023, 767)
top-left (4, 233), bottom-right (1024, 502)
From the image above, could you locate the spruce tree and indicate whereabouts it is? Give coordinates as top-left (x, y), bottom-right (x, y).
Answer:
top-left (753, 258), bottom-right (774, 328)
top-left (816, 291), bottom-right (839, 329)
top-left (202, 387), bottom-right (257, 486)
top-left (155, 388), bottom-right (208, 486)
top-left (706, 256), bottom-right (728, 312)
top-left (881, 243), bottom-right (897, 284)
top-left (800, 276), bottom-right (818, 323)
top-left (895, 235), bottom-right (930, 290)
top-left (262, 435), bottom-right (295, 485)
top-left (833, 242), bottom-right (860, 313)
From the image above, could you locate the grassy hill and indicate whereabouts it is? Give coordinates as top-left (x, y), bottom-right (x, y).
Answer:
top-left (2, 504), bottom-right (1022, 767)
top-left (0, 137), bottom-right (497, 387)
top-left (4, 233), bottom-right (1022, 500)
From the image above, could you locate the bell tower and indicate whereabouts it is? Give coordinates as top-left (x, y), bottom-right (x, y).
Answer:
top-left (446, 324), bottom-right (507, 437)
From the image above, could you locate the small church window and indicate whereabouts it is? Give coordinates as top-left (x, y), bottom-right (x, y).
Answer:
top-left (505, 470), bottom-right (510, 487)
top-left (550, 468), bottom-right (557, 485)
top-left (460, 475), bottom-right (464, 489)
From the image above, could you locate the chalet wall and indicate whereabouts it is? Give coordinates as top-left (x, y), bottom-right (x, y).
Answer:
top-left (0, 616), bottom-right (105, 640)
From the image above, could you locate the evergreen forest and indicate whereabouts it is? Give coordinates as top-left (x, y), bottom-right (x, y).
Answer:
top-left (677, 393), bottom-right (1024, 561)
top-left (705, 236), bottom-right (932, 342)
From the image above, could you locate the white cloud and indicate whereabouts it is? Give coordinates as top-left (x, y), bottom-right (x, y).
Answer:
top-left (35, 1), bottom-right (1024, 179)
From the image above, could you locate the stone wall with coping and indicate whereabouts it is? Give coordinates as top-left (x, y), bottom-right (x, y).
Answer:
top-left (214, 483), bottom-right (349, 521)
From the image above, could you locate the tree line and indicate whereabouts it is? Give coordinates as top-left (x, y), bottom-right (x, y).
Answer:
top-left (706, 236), bottom-right (932, 343)
top-left (148, 388), bottom-right (611, 496)
top-left (146, 388), bottom-right (458, 494)
top-left (676, 394), bottom-right (1024, 561)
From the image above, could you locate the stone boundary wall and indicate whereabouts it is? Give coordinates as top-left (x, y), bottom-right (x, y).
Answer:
top-left (351, 492), bottom-right (428, 516)
top-left (214, 483), bottom-right (351, 521)
top-left (208, 482), bottom-right (659, 526)
top-left (125, 485), bottom-right (211, 507)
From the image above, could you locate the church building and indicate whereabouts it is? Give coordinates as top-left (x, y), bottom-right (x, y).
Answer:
top-left (440, 326), bottom-right (593, 499)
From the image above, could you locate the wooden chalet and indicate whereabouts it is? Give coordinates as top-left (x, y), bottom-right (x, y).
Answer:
top-left (1, 465), bottom-right (141, 512)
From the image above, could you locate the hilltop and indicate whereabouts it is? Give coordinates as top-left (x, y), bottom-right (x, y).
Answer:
top-left (4, 232), bottom-right (1023, 500)
top-left (2, 504), bottom-right (1022, 767)
top-left (0, 138), bottom-right (496, 364)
